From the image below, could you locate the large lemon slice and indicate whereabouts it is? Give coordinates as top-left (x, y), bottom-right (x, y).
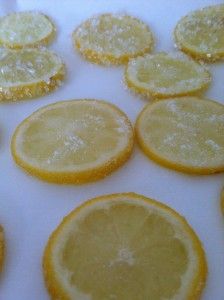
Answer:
top-left (0, 11), bottom-right (55, 49)
top-left (0, 48), bottom-right (65, 101)
top-left (73, 14), bottom-right (154, 65)
top-left (11, 100), bottom-right (134, 183)
top-left (125, 52), bottom-right (211, 99)
top-left (136, 97), bottom-right (224, 174)
top-left (43, 193), bottom-right (207, 300)
top-left (174, 5), bottom-right (224, 62)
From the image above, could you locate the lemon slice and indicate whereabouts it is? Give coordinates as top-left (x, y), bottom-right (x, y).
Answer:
top-left (136, 97), bottom-right (224, 174)
top-left (11, 99), bottom-right (134, 183)
top-left (43, 192), bottom-right (207, 300)
top-left (0, 225), bottom-right (4, 272)
top-left (0, 11), bottom-right (55, 49)
top-left (174, 5), bottom-right (224, 62)
top-left (125, 52), bottom-right (211, 99)
top-left (73, 14), bottom-right (154, 65)
top-left (0, 48), bottom-right (65, 101)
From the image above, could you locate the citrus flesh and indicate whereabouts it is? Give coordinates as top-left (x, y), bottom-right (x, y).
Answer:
top-left (136, 97), bottom-right (224, 174)
top-left (73, 14), bottom-right (154, 65)
top-left (174, 5), bottom-right (224, 61)
top-left (0, 11), bottom-right (55, 48)
top-left (125, 52), bottom-right (211, 99)
top-left (0, 48), bottom-right (65, 101)
top-left (11, 100), bottom-right (134, 183)
top-left (43, 193), bottom-right (207, 300)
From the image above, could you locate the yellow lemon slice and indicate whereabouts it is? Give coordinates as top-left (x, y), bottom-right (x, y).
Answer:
top-left (0, 11), bottom-right (55, 49)
top-left (136, 97), bottom-right (224, 174)
top-left (73, 14), bottom-right (154, 65)
top-left (11, 100), bottom-right (134, 183)
top-left (0, 226), bottom-right (4, 272)
top-left (125, 52), bottom-right (211, 99)
top-left (174, 5), bottom-right (224, 62)
top-left (43, 192), bottom-right (207, 300)
top-left (0, 48), bottom-right (65, 101)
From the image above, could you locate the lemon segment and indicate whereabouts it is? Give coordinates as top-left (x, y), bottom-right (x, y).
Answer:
top-left (73, 14), bottom-right (154, 65)
top-left (0, 48), bottom-right (65, 101)
top-left (0, 11), bottom-right (55, 49)
top-left (136, 97), bottom-right (224, 174)
top-left (174, 5), bottom-right (224, 62)
top-left (125, 52), bottom-right (211, 99)
top-left (11, 100), bottom-right (134, 183)
top-left (43, 193), bottom-right (207, 300)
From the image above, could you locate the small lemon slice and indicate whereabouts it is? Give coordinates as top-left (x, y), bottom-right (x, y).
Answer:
top-left (0, 48), bottom-right (65, 101)
top-left (125, 52), bottom-right (211, 99)
top-left (0, 226), bottom-right (4, 272)
top-left (73, 14), bottom-right (154, 65)
top-left (0, 11), bottom-right (55, 49)
top-left (136, 97), bottom-right (224, 174)
top-left (174, 5), bottom-right (224, 62)
top-left (11, 100), bottom-right (134, 183)
top-left (43, 192), bottom-right (207, 300)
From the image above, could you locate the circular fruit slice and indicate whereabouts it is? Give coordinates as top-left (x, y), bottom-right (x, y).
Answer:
top-left (0, 11), bottom-right (55, 49)
top-left (11, 99), bottom-right (134, 183)
top-left (136, 97), bottom-right (224, 174)
top-left (125, 52), bottom-right (211, 99)
top-left (174, 5), bottom-right (224, 62)
top-left (73, 14), bottom-right (154, 65)
top-left (43, 192), bottom-right (207, 300)
top-left (0, 48), bottom-right (65, 101)
top-left (0, 226), bottom-right (4, 272)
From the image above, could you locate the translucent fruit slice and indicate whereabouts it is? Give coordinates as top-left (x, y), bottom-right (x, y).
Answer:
top-left (136, 97), bottom-right (224, 174)
top-left (0, 226), bottom-right (4, 272)
top-left (125, 52), bottom-right (211, 99)
top-left (43, 192), bottom-right (207, 300)
top-left (11, 100), bottom-right (134, 183)
top-left (174, 5), bottom-right (224, 62)
top-left (0, 48), bottom-right (65, 101)
top-left (0, 11), bottom-right (55, 49)
top-left (73, 14), bottom-right (154, 65)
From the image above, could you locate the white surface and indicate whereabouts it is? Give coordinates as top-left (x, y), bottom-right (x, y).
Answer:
top-left (0, 0), bottom-right (224, 299)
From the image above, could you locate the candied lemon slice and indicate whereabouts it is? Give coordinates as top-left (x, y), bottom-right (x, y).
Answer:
top-left (174, 5), bottom-right (224, 62)
top-left (11, 99), bottom-right (134, 183)
top-left (136, 97), bottom-right (224, 174)
top-left (0, 48), bottom-right (65, 101)
top-left (73, 14), bottom-right (154, 65)
top-left (43, 192), bottom-right (207, 300)
top-left (0, 11), bottom-right (55, 49)
top-left (0, 226), bottom-right (4, 272)
top-left (125, 52), bottom-right (211, 99)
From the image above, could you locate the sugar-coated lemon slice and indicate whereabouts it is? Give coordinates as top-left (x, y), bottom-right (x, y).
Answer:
top-left (73, 14), bottom-right (154, 65)
top-left (0, 11), bottom-right (55, 49)
top-left (0, 226), bottom-right (4, 272)
top-left (43, 192), bottom-right (207, 300)
top-left (125, 52), bottom-right (211, 99)
top-left (174, 5), bottom-right (224, 62)
top-left (11, 100), bottom-right (134, 183)
top-left (0, 48), bottom-right (65, 101)
top-left (136, 97), bottom-right (224, 174)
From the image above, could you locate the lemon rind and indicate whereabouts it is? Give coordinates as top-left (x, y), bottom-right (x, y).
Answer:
top-left (43, 192), bottom-right (207, 300)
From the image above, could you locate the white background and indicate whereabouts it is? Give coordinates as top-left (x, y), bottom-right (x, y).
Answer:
top-left (0, 0), bottom-right (224, 299)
